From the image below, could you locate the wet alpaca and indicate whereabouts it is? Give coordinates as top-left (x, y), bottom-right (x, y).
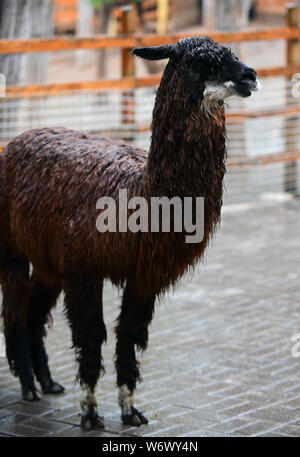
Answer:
top-left (0, 37), bottom-right (258, 429)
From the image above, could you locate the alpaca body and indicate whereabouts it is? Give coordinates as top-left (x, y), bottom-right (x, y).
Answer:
top-left (0, 95), bottom-right (225, 295)
top-left (0, 128), bottom-right (148, 287)
top-left (0, 36), bottom-right (258, 429)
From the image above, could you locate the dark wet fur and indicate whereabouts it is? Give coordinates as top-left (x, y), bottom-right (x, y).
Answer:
top-left (0, 36), bottom-right (256, 427)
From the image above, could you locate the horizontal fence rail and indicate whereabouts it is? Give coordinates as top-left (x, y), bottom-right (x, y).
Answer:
top-left (3, 66), bottom-right (300, 99)
top-left (1, 5), bottom-right (300, 201)
top-left (1, 28), bottom-right (300, 54)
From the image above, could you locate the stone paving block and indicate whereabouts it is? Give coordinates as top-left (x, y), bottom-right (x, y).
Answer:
top-left (43, 405), bottom-right (81, 421)
top-left (231, 420), bottom-right (283, 436)
top-left (256, 431), bottom-right (293, 437)
top-left (218, 401), bottom-right (262, 417)
top-left (0, 408), bottom-right (15, 420)
top-left (245, 405), bottom-right (300, 423)
top-left (52, 426), bottom-right (123, 437)
top-left (143, 423), bottom-right (194, 438)
top-left (0, 423), bottom-right (53, 437)
top-left (0, 394), bottom-right (19, 407)
top-left (165, 407), bottom-right (229, 426)
top-left (0, 200), bottom-right (300, 436)
top-left (205, 416), bottom-right (256, 434)
top-left (3, 401), bottom-right (56, 416)
top-left (182, 430), bottom-right (234, 437)
top-left (195, 397), bottom-right (248, 415)
top-left (280, 397), bottom-right (300, 410)
top-left (282, 383), bottom-right (300, 396)
top-left (0, 413), bottom-right (31, 426)
top-left (22, 416), bottom-right (72, 433)
top-left (120, 420), bottom-right (166, 437)
top-left (266, 424), bottom-right (300, 437)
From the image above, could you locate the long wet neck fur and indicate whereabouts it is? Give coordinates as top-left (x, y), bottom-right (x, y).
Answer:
top-left (147, 62), bottom-right (226, 190)
top-left (144, 60), bottom-right (227, 222)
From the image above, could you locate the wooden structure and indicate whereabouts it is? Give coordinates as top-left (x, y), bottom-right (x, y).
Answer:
top-left (53, 0), bottom-right (179, 34)
top-left (54, 0), bottom-right (77, 34)
top-left (256, 0), bottom-right (287, 15)
top-left (0, 4), bottom-right (300, 188)
top-left (284, 3), bottom-right (299, 192)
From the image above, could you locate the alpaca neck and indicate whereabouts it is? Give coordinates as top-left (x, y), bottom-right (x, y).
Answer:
top-left (145, 62), bottom-right (227, 201)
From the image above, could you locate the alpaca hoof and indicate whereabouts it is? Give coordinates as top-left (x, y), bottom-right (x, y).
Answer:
top-left (42, 381), bottom-right (65, 395)
top-left (22, 388), bottom-right (41, 402)
top-left (81, 410), bottom-right (104, 431)
top-left (122, 406), bottom-right (148, 426)
top-left (38, 373), bottom-right (65, 394)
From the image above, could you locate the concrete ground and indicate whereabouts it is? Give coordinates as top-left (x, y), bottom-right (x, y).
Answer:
top-left (0, 198), bottom-right (300, 437)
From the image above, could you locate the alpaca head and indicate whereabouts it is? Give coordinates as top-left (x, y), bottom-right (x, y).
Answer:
top-left (132, 36), bottom-right (259, 109)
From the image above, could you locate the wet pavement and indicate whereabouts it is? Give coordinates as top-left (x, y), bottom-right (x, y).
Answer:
top-left (0, 198), bottom-right (300, 437)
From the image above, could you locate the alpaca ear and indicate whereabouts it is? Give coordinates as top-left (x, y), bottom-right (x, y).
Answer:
top-left (131, 44), bottom-right (178, 61)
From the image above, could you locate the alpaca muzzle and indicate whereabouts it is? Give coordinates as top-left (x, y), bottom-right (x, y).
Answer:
top-left (236, 77), bottom-right (259, 97)
top-left (241, 78), bottom-right (259, 92)
top-left (236, 66), bottom-right (259, 97)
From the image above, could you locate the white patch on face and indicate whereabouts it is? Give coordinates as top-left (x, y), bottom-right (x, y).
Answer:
top-left (202, 82), bottom-right (235, 112)
top-left (224, 80), bottom-right (235, 88)
top-left (255, 79), bottom-right (261, 91)
top-left (119, 384), bottom-right (134, 415)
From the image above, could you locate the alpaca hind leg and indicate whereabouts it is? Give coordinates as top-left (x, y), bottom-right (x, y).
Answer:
top-left (1, 257), bottom-right (40, 401)
top-left (28, 273), bottom-right (64, 394)
top-left (115, 283), bottom-right (155, 426)
top-left (64, 281), bottom-right (107, 430)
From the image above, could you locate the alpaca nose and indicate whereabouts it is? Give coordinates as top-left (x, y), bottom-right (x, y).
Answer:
top-left (242, 67), bottom-right (257, 81)
top-left (240, 67), bottom-right (259, 91)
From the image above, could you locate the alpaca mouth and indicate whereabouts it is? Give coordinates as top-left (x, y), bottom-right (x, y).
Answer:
top-left (237, 78), bottom-right (259, 97)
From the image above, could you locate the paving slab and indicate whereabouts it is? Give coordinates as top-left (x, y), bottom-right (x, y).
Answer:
top-left (0, 199), bottom-right (300, 436)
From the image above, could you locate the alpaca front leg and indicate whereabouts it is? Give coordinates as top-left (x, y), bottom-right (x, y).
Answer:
top-left (115, 284), bottom-right (155, 426)
top-left (64, 281), bottom-right (107, 431)
top-left (80, 385), bottom-right (103, 430)
top-left (118, 384), bottom-right (148, 426)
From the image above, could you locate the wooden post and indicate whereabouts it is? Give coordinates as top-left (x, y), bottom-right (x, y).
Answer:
top-left (120, 5), bottom-right (136, 140)
top-left (157, 0), bottom-right (169, 34)
top-left (76, 0), bottom-right (94, 67)
top-left (284, 2), bottom-right (299, 194)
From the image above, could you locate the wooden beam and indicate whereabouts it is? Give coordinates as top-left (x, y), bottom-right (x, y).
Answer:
top-left (228, 150), bottom-right (300, 167)
top-left (0, 36), bottom-right (138, 54)
top-left (4, 65), bottom-right (300, 99)
top-left (4, 75), bottom-right (161, 98)
top-left (2, 28), bottom-right (300, 54)
top-left (257, 65), bottom-right (300, 77)
top-left (141, 28), bottom-right (300, 47)
top-left (226, 106), bottom-right (300, 122)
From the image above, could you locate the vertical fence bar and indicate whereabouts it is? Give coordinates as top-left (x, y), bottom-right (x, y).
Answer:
top-left (120, 5), bottom-right (136, 141)
top-left (284, 2), bottom-right (299, 194)
top-left (157, 0), bottom-right (169, 34)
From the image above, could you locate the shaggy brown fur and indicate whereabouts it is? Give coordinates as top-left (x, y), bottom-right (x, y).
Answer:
top-left (0, 36), bottom-right (257, 429)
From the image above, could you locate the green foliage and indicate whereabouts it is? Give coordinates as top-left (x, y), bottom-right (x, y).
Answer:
top-left (87, 0), bottom-right (141, 6)
top-left (87, 0), bottom-right (113, 6)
